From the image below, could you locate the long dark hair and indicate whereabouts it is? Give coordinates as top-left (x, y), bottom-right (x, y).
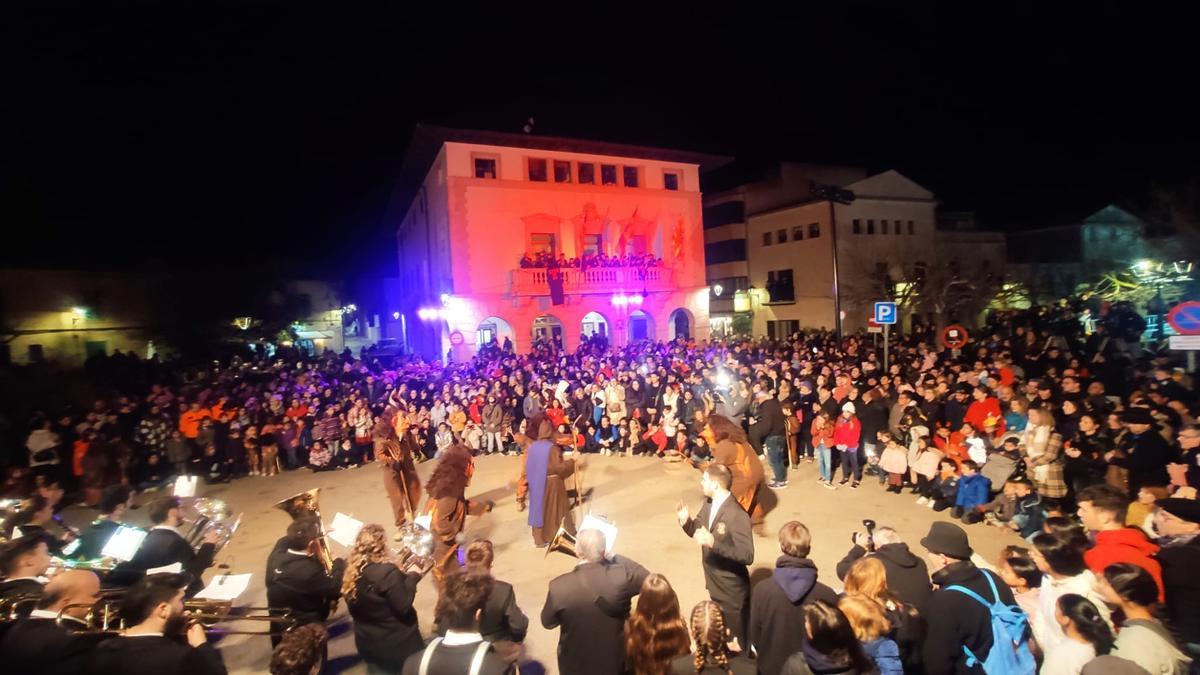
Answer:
top-left (804, 600), bottom-right (874, 674)
top-left (625, 574), bottom-right (689, 675)
top-left (1102, 563), bottom-right (1161, 612)
top-left (705, 414), bottom-right (749, 446)
top-left (1057, 593), bottom-right (1115, 655)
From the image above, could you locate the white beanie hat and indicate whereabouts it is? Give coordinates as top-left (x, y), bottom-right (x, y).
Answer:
top-left (842, 402), bottom-right (856, 414)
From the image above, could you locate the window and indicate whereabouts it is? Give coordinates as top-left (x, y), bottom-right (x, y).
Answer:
top-left (582, 234), bottom-right (602, 255)
top-left (703, 201), bottom-right (745, 228)
top-left (853, 219), bottom-right (862, 234)
top-left (792, 226), bottom-right (803, 241)
top-left (528, 158), bottom-right (548, 182)
top-left (473, 156), bottom-right (498, 179)
top-left (766, 269), bottom-right (795, 303)
top-left (578, 163), bottom-right (596, 184)
top-left (704, 240), bottom-right (748, 264)
top-left (881, 220), bottom-right (889, 235)
top-left (908, 220), bottom-right (915, 235)
top-left (777, 229), bottom-right (787, 244)
top-left (622, 166), bottom-right (640, 188)
top-left (529, 233), bottom-right (557, 255)
top-left (762, 232), bottom-right (772, 246)
top-left (895, 221), bottom-right (902, 235)
top-left (601, 164), bottom-right (618, 185)
top-left (807, 222), bottom-right (820, 238)
top-left (663, 171), bottom-right (680, 191)
top-left (553, 160), bottom-right (572, 183)
top-left (867, 219), bottom-right (875, 235)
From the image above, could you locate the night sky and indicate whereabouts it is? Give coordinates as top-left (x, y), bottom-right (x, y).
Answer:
top-left (6, 2), bottom-right (1199, 277)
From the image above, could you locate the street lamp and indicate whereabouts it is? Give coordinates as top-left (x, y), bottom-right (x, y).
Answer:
top-left (810, 182), bottom-right (856, 338)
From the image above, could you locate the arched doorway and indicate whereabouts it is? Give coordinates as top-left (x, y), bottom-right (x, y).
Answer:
top-left (477, 316), bottom-right (515, 350)
top-left (627, 310), bottom-right (654, 343)
top-left (532, 315), bottom-right (564, 347)
top-left (669, 308), bottom-right (692, 340)
top-left (581, 311), bottom-right (610, 342)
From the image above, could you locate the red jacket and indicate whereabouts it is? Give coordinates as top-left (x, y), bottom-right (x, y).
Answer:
top-left (810, 420), bottom-right (835, 448)
top-left (965, 398), bottom-right (1005, 435)
top-left (1085, 527), bottom-right (1164, 601)
top-left (833, 415), bottom-right (862, 447)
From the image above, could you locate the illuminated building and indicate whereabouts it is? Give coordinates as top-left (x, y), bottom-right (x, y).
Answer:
top-left (386, 125), bottom-right (730, 358)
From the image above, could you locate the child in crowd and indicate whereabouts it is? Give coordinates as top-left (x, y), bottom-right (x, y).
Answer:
top-left (920, 458), bottom-right (960, 511)
top-left (308, 441), bottom-right (333, 471)
top-left (996, 545), bottom-right (1042, 629)
top-left (837, 596), bottom-right (904, 675)
top-left (1007, 477), bottom-right (1045, 538)
top-left (952, 460), bottom-right (991, 521)
top-left (434, 422), bottom-right (454, 458)
top-left (877, 431), bottom-right (909, 494)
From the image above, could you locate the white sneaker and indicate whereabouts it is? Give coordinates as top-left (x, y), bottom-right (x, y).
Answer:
top-left (916, 496), bottom-right (929, 505)
top-left (927, 501), bottom-right (936, 509)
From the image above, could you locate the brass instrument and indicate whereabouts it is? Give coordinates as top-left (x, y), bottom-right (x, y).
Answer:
top-left (0, 498), bottom-right (25, 544)
top-left (544, 525), bottom-right (576, 558)
top-left (180, 497), bottom-right (240, 554)
top-left (391, 522), bottom-right (436, 575)
top-left (0, 592), bottom-right (42, 621)
top-left (274, 489), bottom-right (335, 574)
top-left (50, 556), bottom-right (119, 573)
top-left (51, 595), bottom-right (297, 636)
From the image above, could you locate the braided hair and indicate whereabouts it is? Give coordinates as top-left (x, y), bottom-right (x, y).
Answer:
top-left (688, 600), bottom-right (733, 675)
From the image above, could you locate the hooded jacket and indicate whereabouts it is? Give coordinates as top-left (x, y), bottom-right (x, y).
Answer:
top-left (1084, 527), bottom-right (1164, 601)
top-left (749, 554), bottom-right (838, 675)
top-left (836, 542), bottom-right (933, 612)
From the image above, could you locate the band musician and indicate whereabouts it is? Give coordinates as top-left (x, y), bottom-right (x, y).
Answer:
top-left (109, 496), bottom-right (218, 597)
top-left (265, 516), bottom-right (346, 648)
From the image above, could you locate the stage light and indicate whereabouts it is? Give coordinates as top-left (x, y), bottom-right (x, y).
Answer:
top-left (611, 294), bottom-right (627, 307)
top-left (713, 284), bottom-right (724, 297)
top-left (629, 294), bottom-right (643, 305)
top-left (716, 371), bottom-right (731, 387)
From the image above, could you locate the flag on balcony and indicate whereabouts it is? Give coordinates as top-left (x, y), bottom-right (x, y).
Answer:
top-left (672, 215), bottom-right (685, 261)
top-left (547, 267), bottom-right (565, 305)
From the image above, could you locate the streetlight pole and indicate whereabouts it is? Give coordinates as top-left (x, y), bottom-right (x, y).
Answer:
top-left (810, 182), bottom-right (856, 338)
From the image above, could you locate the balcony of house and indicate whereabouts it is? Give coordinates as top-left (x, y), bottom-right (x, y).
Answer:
top-left (511, 266), bottom-right (676, 297)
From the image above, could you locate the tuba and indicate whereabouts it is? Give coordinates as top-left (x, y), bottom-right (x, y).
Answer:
top-left (274, 489), bottom-right (334, 574)
top-left (181, 497), bottom-right (240, 554)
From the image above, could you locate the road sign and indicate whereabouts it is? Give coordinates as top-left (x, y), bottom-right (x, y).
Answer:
top-left (873, 301), bottom-right (897, 325)
top-left (1167, 301), bottom-right (1200, 335)
top-left (449, 331), bottom-right (464, 346)
top-left (941, 324), bottom-right (970, 350)
top-left (1169, 335), bottom-right (1200, 350)
top-left (867, 326), bottom-right (883, 334)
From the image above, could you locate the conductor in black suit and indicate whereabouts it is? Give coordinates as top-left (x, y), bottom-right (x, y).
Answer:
top-left (541, 528), bottom-right (650, 675)
top-left (109, 496), bottom-right (218, 596)
top-left (677, 463), bottom-right (755, 649)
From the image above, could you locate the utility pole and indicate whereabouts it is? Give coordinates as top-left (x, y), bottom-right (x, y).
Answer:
top-left (810, 182), bottom-right (856, 338)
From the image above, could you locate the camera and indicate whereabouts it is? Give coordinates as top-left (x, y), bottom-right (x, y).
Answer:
top-left (851, 518), bottom-right (877, 551)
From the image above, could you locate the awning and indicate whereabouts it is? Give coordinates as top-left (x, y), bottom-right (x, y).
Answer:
top-left (295, 330), bottom-right (332, 340)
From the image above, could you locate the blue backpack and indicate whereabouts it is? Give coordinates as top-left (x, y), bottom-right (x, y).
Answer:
top-left (945, 570), bottom-right (1036, 675)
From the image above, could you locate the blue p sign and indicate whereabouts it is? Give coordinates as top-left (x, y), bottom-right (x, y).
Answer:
top-left (874, 301), bottom-right (897, 325)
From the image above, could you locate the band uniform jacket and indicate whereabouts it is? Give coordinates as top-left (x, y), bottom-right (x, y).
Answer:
top-left (346, 562), bottom-right (425, 671)
top-left (541, 555), bottom-right (650, 675)
top-left (0, 577), bottom-right (44, 605)
top-left (91, 635), bottom-right (227, 675)
top-left (0, 613), bottom-right (105, 675)
top-left (265, 542), bottom-right (346, 642)
top-left (109, 527), bottom-right (216, 596)
top-left (681, 495), bottom-right (754, 639)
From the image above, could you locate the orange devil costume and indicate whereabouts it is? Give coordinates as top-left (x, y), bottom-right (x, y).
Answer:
top-left (424, 445), bottom-right (491, 584)
top-left (374, 407), bottom-right (422, 528)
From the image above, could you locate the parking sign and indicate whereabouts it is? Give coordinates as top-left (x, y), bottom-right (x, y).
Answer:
top-left (873, 301), bottom-right (897, 325)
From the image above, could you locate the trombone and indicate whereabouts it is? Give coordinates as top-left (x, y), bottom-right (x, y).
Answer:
top-left (53, 596), bottom-right (299, 636)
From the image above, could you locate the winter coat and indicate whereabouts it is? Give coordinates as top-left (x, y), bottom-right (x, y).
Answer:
top-left (836, 543), bottom-right (933, 612)
top-left (165, 437), bottom-right (192, 464)
top-left (979, 450), bottom-right (1019, 487)
top-left (1084, 527), bottom-right (1164, 600)
top-left (879, 442), bottom-right (908, 475)
top-left (923, 563), bottom-right (1016, 675)
top-left (481, 404), bottom-right (504, 433)
top-left (862, 637), bottom-right (904, 675)
top-left (749, 555), bottom-right (839, 675)
top-left (811, 420), bottom-right (836, 448)
top-left (833, 416), bottom-right (862, 448)
top-left (954, 473), bottom-right (991, 509)
top-left (1111, 619), bottom-right (1192, 675)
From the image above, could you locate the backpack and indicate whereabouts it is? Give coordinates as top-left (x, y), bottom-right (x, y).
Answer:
top-left (945, 570), bottom-right (1036, 675)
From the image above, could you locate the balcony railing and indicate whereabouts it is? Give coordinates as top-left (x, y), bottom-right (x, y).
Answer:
top-left (512, 266), bottom-right (675, 296)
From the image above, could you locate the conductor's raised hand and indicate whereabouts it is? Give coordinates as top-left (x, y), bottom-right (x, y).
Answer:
top-left (693, 526), bottom-right (714, 548)
top-left (675, 501), bottom-right (690, 526)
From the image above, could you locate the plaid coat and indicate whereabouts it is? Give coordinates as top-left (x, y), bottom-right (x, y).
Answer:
top-left (1026, 429), bottom-right (1067, 498)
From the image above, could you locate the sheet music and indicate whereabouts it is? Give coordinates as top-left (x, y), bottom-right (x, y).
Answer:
top-left (146, 562), bottom-right (183, 575)
top-left (580, 514), bottom-right (618, 555)
top-left (327, 512), bottom-right (363, 548)
top-left (173, 475), bottom-right (198, 498)
top-left (101, 525), bottom-right (148, 562)
top-left (194, 573), bottom-right (252, 601)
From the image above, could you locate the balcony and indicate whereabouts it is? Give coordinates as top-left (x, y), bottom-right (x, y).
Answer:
top-left (512, 266), bottom-right (676, 297)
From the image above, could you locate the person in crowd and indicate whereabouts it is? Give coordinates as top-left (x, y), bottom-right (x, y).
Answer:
top-left (269, 623), bottom-right (328, 675)
top-left (749, 521), bottom-right (839, 675)
top-left (838, 594), bottom-right (903, 675)
top-left (1040, 594), bottom-right (1114, 675)
top-left (1075, 484), bottom-right (1163, 598)
top-left (90, 573), bottom-right (227, 675)
top-left (541, 528), bottom-right (650, 675)
top-left (342, 524), bottom-right (429, 675)
top-left (625, 573), bottom-right (690, 675)
top-left (749, 388), bottom-right (788, 490)
top-left (1097, 563), bottom-right (1192, 675)
top-left (670, 601), bottom-right (755, 675)
top-left (834, 402), bottom-right (863, 488)
top-left (780, 600), bottom-right (876, 675)
top-left (811, 410), bottom-right (837, 489)
top-left (920, 521), bottom-right (1026, 675)
top-left (1030, 530), bottom-right (1112, 652)
top-left (109, 496), bottom-right (218, 596)
top-left (951, 460), bottom-right (991, 521)
top-left (837, 524), bottom-right (932, 611)
top-left (72, 484), bottom-right (133, 560)
top-left (1110, 407), bottom-right (1176, 497)
top-left (1023, 407), bottom-right (1068, 502)
top-left (1152, 498), bottom-right (1200, 666)
top-left (677, 464), bottom-right (754, 649)
top-left (996, 545), bottom-right (1042, 627)
top-left (265, 516), bottom-right (347, 649)
top-left (842, 555), bottom-right (926, 670)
